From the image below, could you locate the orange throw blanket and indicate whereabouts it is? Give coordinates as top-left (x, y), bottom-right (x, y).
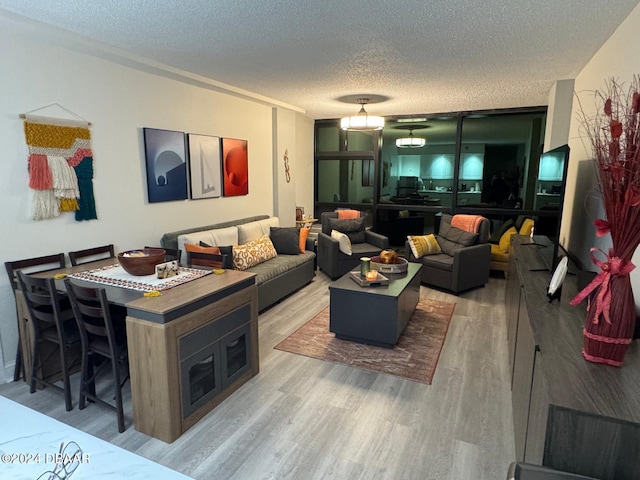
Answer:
top-left (451, 214), bottom-right (483, 234)
top-left (337, 209), bottom-right (360, 219)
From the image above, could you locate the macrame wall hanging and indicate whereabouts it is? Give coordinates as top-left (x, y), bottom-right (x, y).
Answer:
top-left (20, 104), bottom-right (97, 221)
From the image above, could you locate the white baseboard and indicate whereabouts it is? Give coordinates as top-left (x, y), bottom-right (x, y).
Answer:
top-left (1, 360), bottom-right (13, 384)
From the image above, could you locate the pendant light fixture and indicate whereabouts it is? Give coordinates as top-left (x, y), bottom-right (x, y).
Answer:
top-left (396, 127), bottom-right (426, 148)
top-left (340, 98), bottom-right (385, 131)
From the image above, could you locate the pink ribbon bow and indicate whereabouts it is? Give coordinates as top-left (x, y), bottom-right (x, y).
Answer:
top-left (570, 248), bottom-right (635, 324)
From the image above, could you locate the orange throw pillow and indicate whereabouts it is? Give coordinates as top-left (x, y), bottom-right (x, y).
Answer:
top-left (184, 243), bottom-right (223, 267)
top-left (299, 227), bottom-right (310, 253)
top-left (336, 209), bottom-right (360, 219)
top-left (451, 214), bottom-right (483, 234)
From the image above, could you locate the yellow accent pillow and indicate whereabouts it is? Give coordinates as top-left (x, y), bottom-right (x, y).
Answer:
top-left (491, 244), bottom-right (510, 263)
top-left (232, 234), bottom-right (277, 271)
top-left (499, 227), bottom-right (518, 254)
top-left (407, 234), bottom-right (441, 258)
top-left (519, 218), bottom-right (535, 236)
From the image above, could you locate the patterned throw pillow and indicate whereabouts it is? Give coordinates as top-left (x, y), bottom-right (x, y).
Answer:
top-left (331, 229), bottom-right (352, 255)
top-left (232, 234), bottom-right (277, 271)
top-left (407, 234), bottom-right (441, 258)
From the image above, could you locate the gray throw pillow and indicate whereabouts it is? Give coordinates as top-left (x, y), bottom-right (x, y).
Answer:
top-left (439, 221), bottom-right (479, 246)
top-left (269, 227), bottom-right (300, 255)
top-left (435, 236), bottom-right (461, 256)
top-left (328, 217), bottom-right (366, 244)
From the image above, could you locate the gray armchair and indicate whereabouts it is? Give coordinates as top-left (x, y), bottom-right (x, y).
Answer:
top-left (317, 212), bottom-right (389, 279)
top-left (405, 213), bottom-right (490, 294)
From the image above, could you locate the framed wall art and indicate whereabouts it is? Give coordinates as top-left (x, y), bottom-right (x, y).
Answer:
top-left (143, 128), bottom-right (188, 203)
top-left (222, 137), bottom-right (248, 196)
top-left (187, 134), bottom-right (221, 200)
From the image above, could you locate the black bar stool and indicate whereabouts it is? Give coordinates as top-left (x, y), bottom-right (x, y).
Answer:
top-left (68, 244), bottom-right (115, 266)
top-left (186, 250), bottom-right (226, 268)
top-left (5, 253), bottom-right (66, 382)
top-left (64, 279), bottom-right (129, 433)
top-left (17, 271), bottom-right (80, 411)
top-left (144, 246), bottom-right (181, 264)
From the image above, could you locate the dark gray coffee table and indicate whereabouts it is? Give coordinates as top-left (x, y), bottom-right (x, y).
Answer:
top-left (328, 262), bottom-right (422, 348)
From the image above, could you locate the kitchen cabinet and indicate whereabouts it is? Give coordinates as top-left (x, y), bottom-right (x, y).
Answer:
top-left (127, 276), bottom-right (258, 443)
top-left (534, 193), bottom-right (561, 209)
top-left (538, 153), bottom-right (564, 181)
top-left (178, 305), bottom-right (253, 420)
top-left (426, 154), bottom-right (454, 179)
top-left (460, 153), bottom-right (484, 180)
top-left (456, 191), bottom-right (482, 206)
top-left (397, 154), bottom-right (421, 177)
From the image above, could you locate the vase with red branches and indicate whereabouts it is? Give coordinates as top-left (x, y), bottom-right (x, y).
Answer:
top-left (570, 76), bottom-right (640, 367)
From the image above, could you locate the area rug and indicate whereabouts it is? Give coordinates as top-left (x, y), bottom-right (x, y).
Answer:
top-left (274, 299), bottom-right (455, 384)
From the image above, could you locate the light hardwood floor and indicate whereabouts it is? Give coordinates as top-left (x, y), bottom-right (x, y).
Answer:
top-left (0, 271), bottom-right (515, 480)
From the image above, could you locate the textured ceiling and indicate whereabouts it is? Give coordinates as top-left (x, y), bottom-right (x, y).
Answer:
top-left (1, 1), bottom-right (638, 119)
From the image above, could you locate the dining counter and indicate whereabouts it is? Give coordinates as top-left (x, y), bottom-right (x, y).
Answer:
top-left (20, 259), bottom-right (260, 443)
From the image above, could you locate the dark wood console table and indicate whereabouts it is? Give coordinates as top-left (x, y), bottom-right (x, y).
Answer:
top-left (507, 236), bottom-right (640, 479)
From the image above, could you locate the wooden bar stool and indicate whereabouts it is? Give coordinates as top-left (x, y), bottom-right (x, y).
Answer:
top-left (17, 271), bottom-right (80, 411)
top-left (68, 244), bottom-right (115, 266)
top-left (144, 246), bottom-right (181, 264)
top-left (5, 253), bottom-right (66, 382)
top-left (186, 250), bottom-right (226, 268)
top-left (64, 279), bottom-right (129, 433)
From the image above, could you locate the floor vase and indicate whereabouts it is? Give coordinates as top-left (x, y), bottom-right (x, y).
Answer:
top-left (583, 274), bottom-right (636, 367)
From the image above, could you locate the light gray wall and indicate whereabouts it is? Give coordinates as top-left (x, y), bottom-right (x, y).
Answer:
top-left (0, 13), bottom-right (313, 380)
top-left (544, 79), bottom-right (575, 152)
top-left (562, 3), bottom-right (640, 310)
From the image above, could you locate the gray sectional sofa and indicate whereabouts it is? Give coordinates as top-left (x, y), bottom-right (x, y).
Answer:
top-left (160, 215), bottom-right (316, 311)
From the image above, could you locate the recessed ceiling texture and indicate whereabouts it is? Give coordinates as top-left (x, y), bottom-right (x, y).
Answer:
top-left (1, 0), bottom-right (638, 119)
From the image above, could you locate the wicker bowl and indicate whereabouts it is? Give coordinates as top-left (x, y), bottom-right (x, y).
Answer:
top-left (370, 255), bottom-right (409, 274)
top-left (118, 248), bottom-right (166, 276)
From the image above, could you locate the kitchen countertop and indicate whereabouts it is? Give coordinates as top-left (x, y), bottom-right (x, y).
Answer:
top-left (0, 396), bottom-right (193, 479)
top-left (416, 189), bottom-right (482, 194)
